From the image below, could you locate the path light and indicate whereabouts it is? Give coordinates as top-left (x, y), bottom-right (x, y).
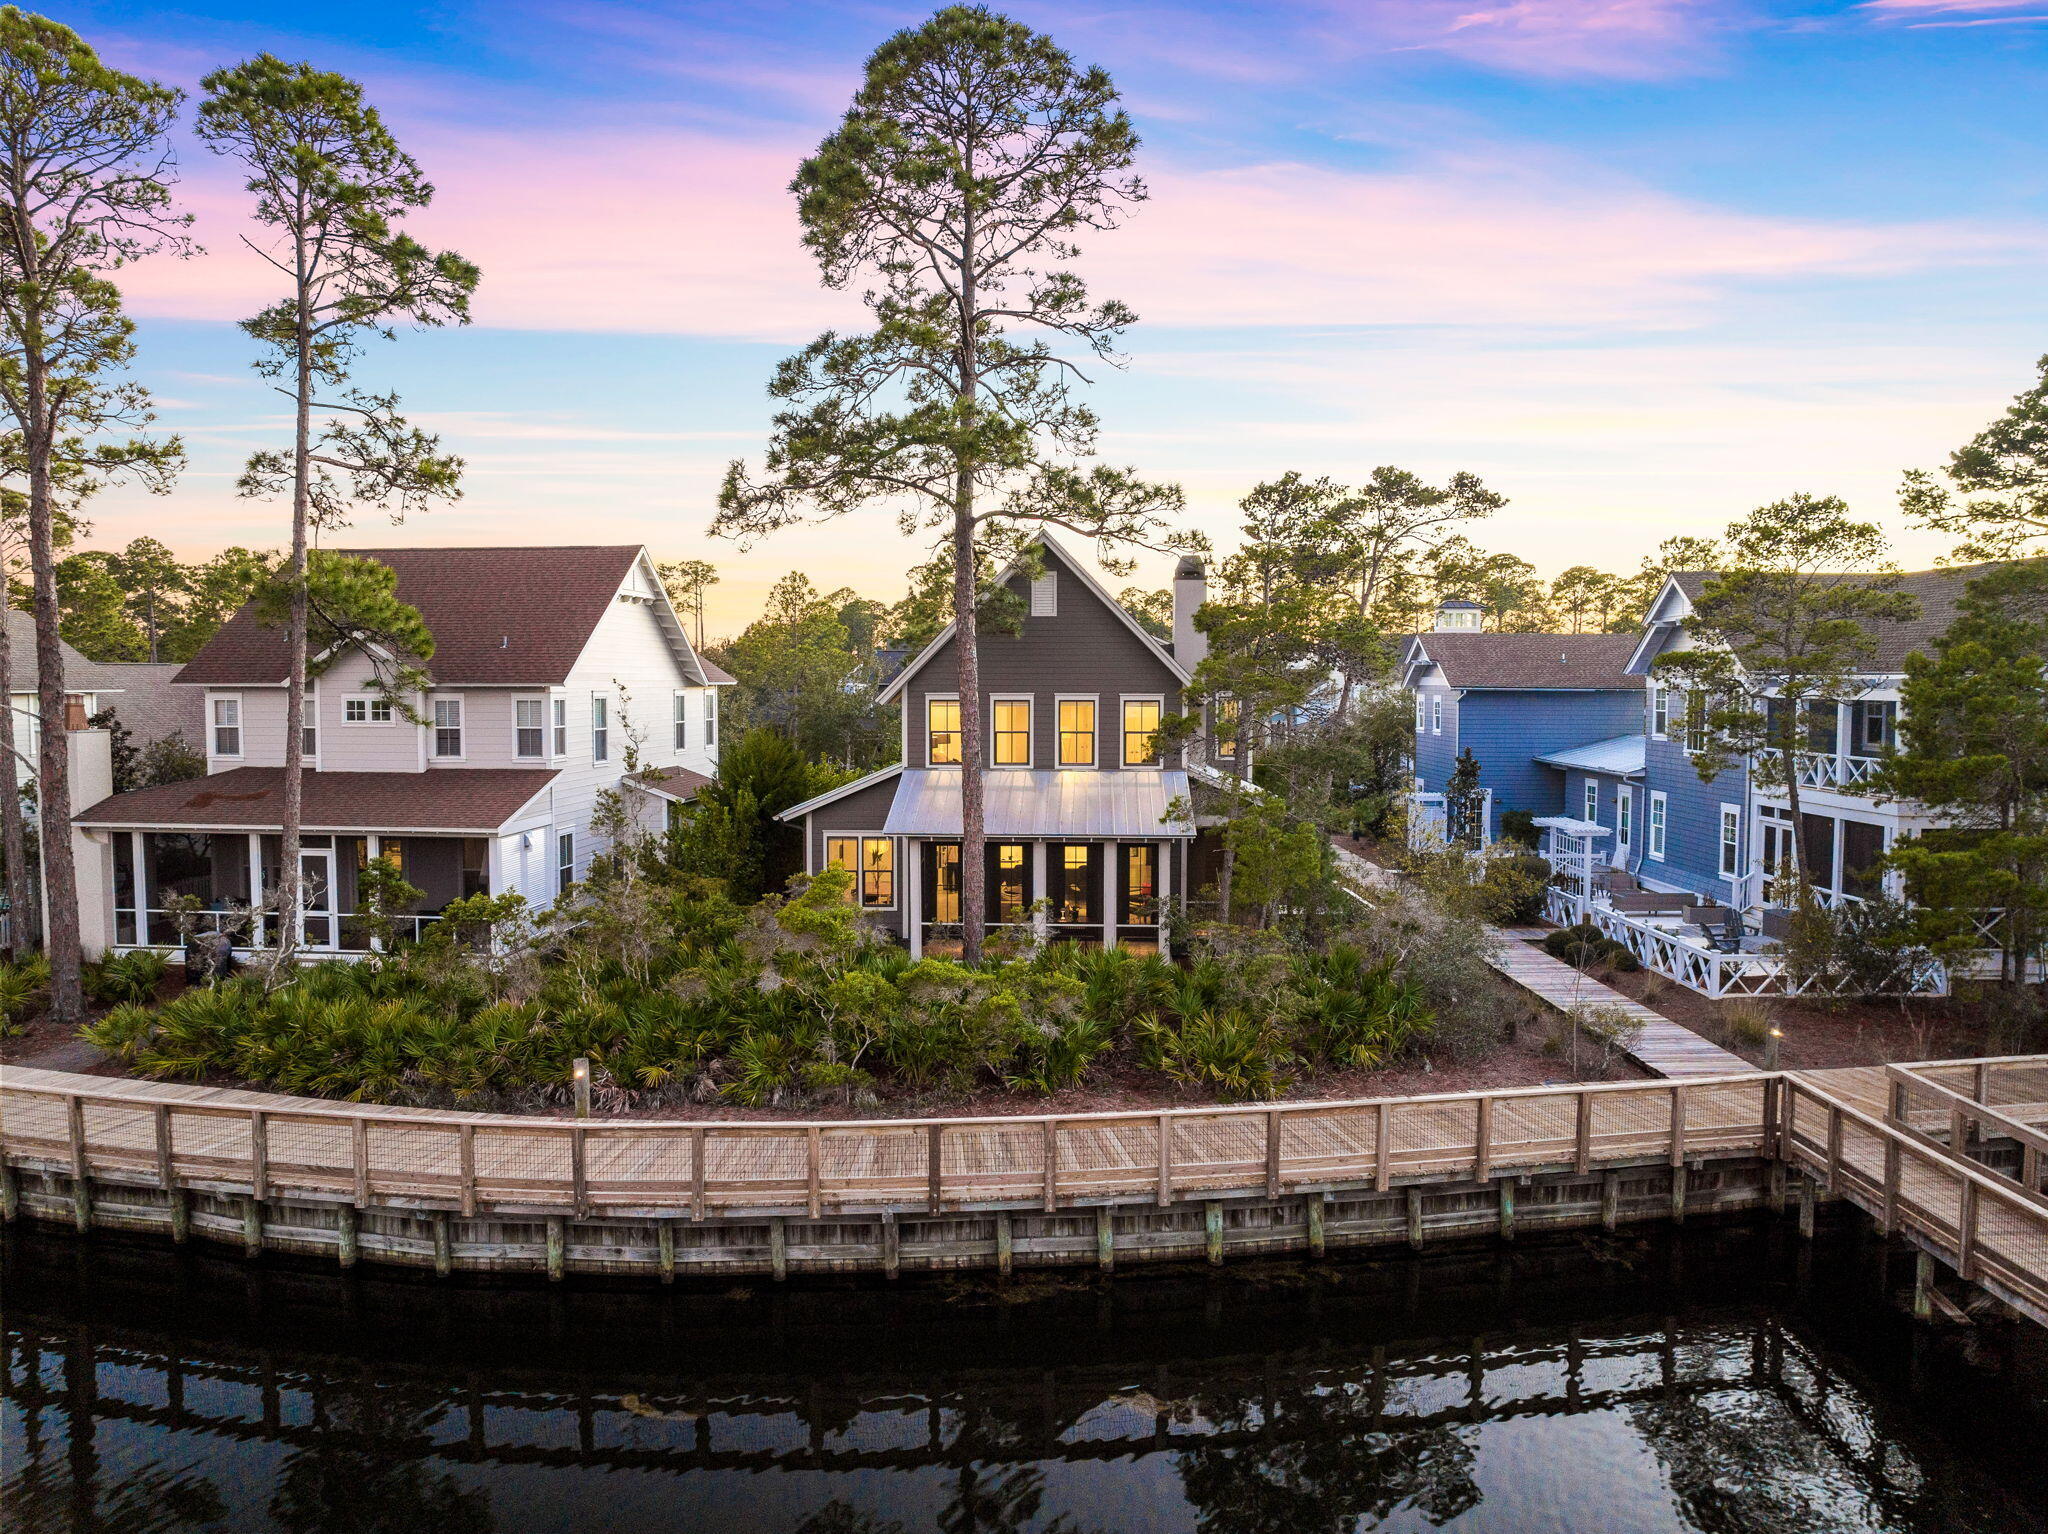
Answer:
top-left (1764, 1029), bottom-right (1782, 1071)
top-left (573, 1057), bottom-right (591, 1120)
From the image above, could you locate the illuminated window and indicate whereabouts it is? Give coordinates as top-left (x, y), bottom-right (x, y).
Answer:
top-left (1215, 698), bottom-right (1241, 758)
top-left (1053, 843), bottom-right (1095, 923)
top-left (932, 843), bottom-right (961, 923)
top-left (992, 699), bottom-right (1031, 765)
top-left (1123, 844), bottom-right (1157, 924)
top-left (825, 836), bottom-right (859, 901)
top-left (927, 698), bottom-right (961, 765)
top-left (860, 837), bottom-right (894, 908)
top-left (993, 843), bottom-right (1028, 921)
top-left (1058, 699), bottom-right (1096, 766)
top-left (1120, 699), bottom-right (1162, 766)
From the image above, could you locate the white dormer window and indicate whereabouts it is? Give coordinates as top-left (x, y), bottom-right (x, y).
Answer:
top-left (1030, 572), bottom-right (1057, 616)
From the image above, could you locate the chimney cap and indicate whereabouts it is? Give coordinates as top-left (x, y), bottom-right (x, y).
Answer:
top-left (1174, 555), bottom-right (1207, 581)
top-left (1437, 598), bottom-right (1484, 611)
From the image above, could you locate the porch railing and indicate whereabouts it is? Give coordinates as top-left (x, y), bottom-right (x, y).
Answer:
top-left (118, 908), bottom-right (445, 956)
top-left (1542, 886), bottom-right (1948, 999)
top-left (1793, 751), bottom-right (1880, 790)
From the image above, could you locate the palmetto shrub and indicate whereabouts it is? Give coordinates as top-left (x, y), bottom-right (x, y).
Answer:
top-left (65, 860), bottom-right (1491, 1110)
top-left (0, 959), bottom-right (48, 1036)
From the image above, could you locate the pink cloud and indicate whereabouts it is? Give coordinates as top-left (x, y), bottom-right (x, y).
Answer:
top-left (117, 128), bottom-right (2045, 342)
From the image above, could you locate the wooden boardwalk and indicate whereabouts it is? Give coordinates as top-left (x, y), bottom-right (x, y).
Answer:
top-left (1485, 936), bottom-right (1758, 1079)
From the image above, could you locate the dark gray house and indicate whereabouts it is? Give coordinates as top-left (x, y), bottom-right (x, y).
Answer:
top-left (779, 535), bottom-right (1226, 956)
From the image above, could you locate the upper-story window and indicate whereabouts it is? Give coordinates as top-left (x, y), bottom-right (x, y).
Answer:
top-left (515, 698), bottom-right (545, 759)
top-left (705, 690), bottom-right (718, 748)
top-left (1415, 696), bottom-right (1426, 733)
top-left (927, 698), bottom-right (961, 765)
top-left (552, 697), bottom-right (568, 757)
top-left (1122, 698), bottom-right (1162, 766)
top-left (1684, 692), bottom-right (1710, 754)
top-left (1583, 779), bottom-right (1599, 823)
top-left (211, 697), bottom-right (241, 757)
top-left (992, 698), bottom-right (1031, 766)
top-left (1058, 699), bottom-right (1096, 767)
top-left (1429, 696), bottom-right (1441, 736)
top-left (1856, 699), bottom-right (1897, 755)
top-left (433, 698), bottom-right (463, 758)
top-left (673, 691), bottom-right (688, 751)
top-left (1215, 697), bottom-right (1240, 759)
top-left (1651, 686), bottom-right (1669, 739)
top-left (591, 696), bottom-right (609, 762)
top-left (344, 697), bottom-right (394, 724)
top-left (301, 681), bottom-right (317, 759)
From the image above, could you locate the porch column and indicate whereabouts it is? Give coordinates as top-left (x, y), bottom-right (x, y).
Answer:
top-left (246, 833), bottom-right (264, 948)
top-left (1031, 841), bottom-right (1049, 947)
top-left (1102, 843), bottom-right (1116, 950)
top-left (1158, 839), bottom-right (1173, 961)
top-left (130, 831), bottom-right (148, 948)
top-left (906, 837), bottom-right (922, 959)
top-left (366, 834), bottom-right (383, 952)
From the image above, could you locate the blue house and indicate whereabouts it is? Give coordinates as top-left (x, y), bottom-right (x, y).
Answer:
top-left (1399, 611), bottom-right (1642, 844)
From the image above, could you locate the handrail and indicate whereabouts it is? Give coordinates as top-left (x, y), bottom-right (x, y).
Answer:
top-left (1885, 1063), bottom-right (2048, 1202)
top-left (0, 1064), bottom-right (1773, 1218)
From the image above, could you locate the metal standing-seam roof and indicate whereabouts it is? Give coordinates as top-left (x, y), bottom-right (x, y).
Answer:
top-left (881, 769), bottom-right (1194, 838)
top-left (1533, 733), bottom-right (1648, 777)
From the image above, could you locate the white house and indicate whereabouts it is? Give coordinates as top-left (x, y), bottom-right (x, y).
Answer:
top-left (70, 545), bottom-right (731, 957)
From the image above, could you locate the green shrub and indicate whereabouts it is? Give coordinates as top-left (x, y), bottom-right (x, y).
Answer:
top-left (84, 949), bottom-right (170, 1007)
top-left (0, 960), bottom-right (47, 1036)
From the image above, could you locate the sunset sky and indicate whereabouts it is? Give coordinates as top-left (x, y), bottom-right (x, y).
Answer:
top-left (55, 0), bottom-right (2048, 632)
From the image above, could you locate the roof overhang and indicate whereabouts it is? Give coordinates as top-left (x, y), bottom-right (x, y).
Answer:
top-left (882, 768), bottom-right (1194, 839)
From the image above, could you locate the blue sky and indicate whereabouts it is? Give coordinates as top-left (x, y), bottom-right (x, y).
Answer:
top-left (52, 0), bottom-right (2048, 629)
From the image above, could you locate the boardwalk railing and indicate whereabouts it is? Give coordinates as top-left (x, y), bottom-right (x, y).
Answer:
top-left (0, 1067), bottom-right (1773, 1219)
top-left (1886, 1060), bottom-right (2048, 1202)
top-left (1781, 1073), bottom-right (2048, 1326)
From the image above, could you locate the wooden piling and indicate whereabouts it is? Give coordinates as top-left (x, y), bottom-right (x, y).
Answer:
top-left (1601, 1171), bottom-right (1620, 1232)
top-left (995, 1211), bottom-right (1013, 1276)
top-left (545, 1216), bottom-right (567, 1282)
top-left (770, 1217), bottom-right (789, 1281)
top-left (1096, 1205), bottom-right (1114, 1273)
top-left (1797, 1174), bottom-right (1817, 1240)
top-left (1204, 1201), bottom-right (1224, 1265)
top-left (1306, 1194), bottom-right (1325, 1258)
top-left (657, 1220), bottom-right (677, 1284)
top-left (1670, 1166), bottom-right (1687, 1225)
top-left (1913, 1249), bottom-right (1936, 1322)
top-left (433, 1212), bottom-right (453, 1277)
top-left (1498, 1179), bottom-right (1515, 1242)
top-left (1406, 1187), bottom-right (1424, 1250)
top-left (0, 1159), bottom-right (17, 1222)
top-left (71, 1173), bottom-right (90, 1235)
top-left (1766, 1159), bottom-right (1786, 1215)
top-left (241, 1196), bottom-right (262, 1259)
top-left (883, 1213), bottom-right (901, 1281)
top-left (336, 1203), bottom-right (359, 1268)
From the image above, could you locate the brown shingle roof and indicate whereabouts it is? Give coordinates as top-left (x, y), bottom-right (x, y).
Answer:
top-left (75, 766), bottom-right (558, 832)
top-left (636, 765), bottom-right (714, 801)
top-left (1408, 632), bottom-right (1640, 690)
top-left (1668, 561), bottom-right (2037, 672)
top-left (173, 546), bottom-right (647, 686)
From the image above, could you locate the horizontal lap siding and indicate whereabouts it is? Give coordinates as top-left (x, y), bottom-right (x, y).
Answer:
top-left (907, 544), bottom-right (1182, 771)
top-left (1411, 688), bottom-right (1458, 794)
top-left (1643, 732), bottom-right (1746, 895)
top-left (1450, 689), bottom-right (1640, 835)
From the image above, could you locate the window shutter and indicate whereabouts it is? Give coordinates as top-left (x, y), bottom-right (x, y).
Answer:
top-left (1030, 572), bottom-right (1057, 616)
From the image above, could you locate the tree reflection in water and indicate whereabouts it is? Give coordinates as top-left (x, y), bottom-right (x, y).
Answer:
top-left (4, 1224), bottom-right (2044, 1533)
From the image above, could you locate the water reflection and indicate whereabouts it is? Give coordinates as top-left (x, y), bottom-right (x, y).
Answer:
top-left (4, 1223), bottom-right (2043, 1533)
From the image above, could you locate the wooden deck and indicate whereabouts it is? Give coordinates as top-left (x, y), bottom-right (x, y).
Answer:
top-left (1485, 935), bottom-right (1758, 1079)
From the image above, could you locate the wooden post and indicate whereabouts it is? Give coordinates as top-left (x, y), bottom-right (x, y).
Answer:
top-left (657, 1219), bottom-right (677, 1284)
top-left (571, 1127), bottom-right (590, 1219)
top-left (1096, 1204), bottom-right (1114, 1272)
top-left (882, 1212), bottom-right (901, 1280)
top-left (432, 1211), bottom-right (453, 1277)
top-left (0, 1160), bottom-right (15, 1222)
top-left (1306, 1194), bottom-right (1325, 1258)
top-left (545, 1215), bottom-right (566, 1281)
top-left (1574, 1090), bottom-right (1593, 1175)
top-left (806, 1126), bottom-right (823, 1219)
top-left (2026, 1142), bottom-right (2043, 1196)
top-left (1376, 1102), bottom-right (1393, 1192)
top-left (1882, 1139), bottom-right (1901, 1235)
top-left (1406, 1186), bottom-right (1424, 1250)
top-left (1826, 1110), bottom-right (1844, 1195)
top-left (1767, 1159), bottom-right (1786, 1214)
top-left (1797, 1174), bottom-right (1817, 1239)
top-left (690, 1127), bottom-right (707, 1220)
top-left (1972, 1061), bottom-right (1988, 1104)
top-left (1668, 1084), bottom-right (1687, 1169)
top-left (1912, 1249), bottom-right (1935, 1322)
top-left (927, 1123), bottom-right (944, 1214)
top-left (1042, 1119), bottom-right (1059, 1213)
top-left (336, 1202), bottom-right (359, 1268)
top-left (1265, 1111), bottom-right (1283, 1199)
top-left (352, 1117), bottom-right (370, 1207)
top-left (1205, 1200), bottom-right (1224, 1265)
top-left (241, 1195), bottom-right (262, 1259)
top-left (1957, 1181), bottom-right (1979, 1281)
top-left (1601, 1170), bottom-right (1620, 1232)
top-left (153, 1103), bottom-right (174, 1189)
top-left (1670, 1165), bottom-right (1687, 1225)
top-left (1156, 1114), bottom-right (1173, 1207)
top-left (1498, 1178), bottom-right (1515, 1242)
top-left (1761, 1077), bottom-right (1781, 1159)
top-left (1474, 1097), bottom-right (1493, 1183)
top-left (770, 1216), bottom-right (788, 1281)
top-left (67, 1095), bottom-right (88, 1232)
top-left (572, 1056), bottom-right (591, 1119)
top-left (995, 1210), bottom-right (1013, 1276)
top-left (167, 1185), bottom-right (189, 1244)
top-left (249, 1111), bottom-right (269, 1202)
top-left (459, 1124), bottom-right (477, 1217)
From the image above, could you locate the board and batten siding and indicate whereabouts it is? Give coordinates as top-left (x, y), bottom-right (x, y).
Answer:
top-left (902, 542), bottom-right (1182, 771)
top-left (806, 775), bottom-right (909, 938)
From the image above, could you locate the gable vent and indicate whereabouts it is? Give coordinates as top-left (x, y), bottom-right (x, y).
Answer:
top-left (1030, 572), bottom-right (1058, 616)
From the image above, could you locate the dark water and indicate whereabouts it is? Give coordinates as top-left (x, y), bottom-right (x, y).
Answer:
top-left (5, 1218), bottom-right (2047, 1534)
